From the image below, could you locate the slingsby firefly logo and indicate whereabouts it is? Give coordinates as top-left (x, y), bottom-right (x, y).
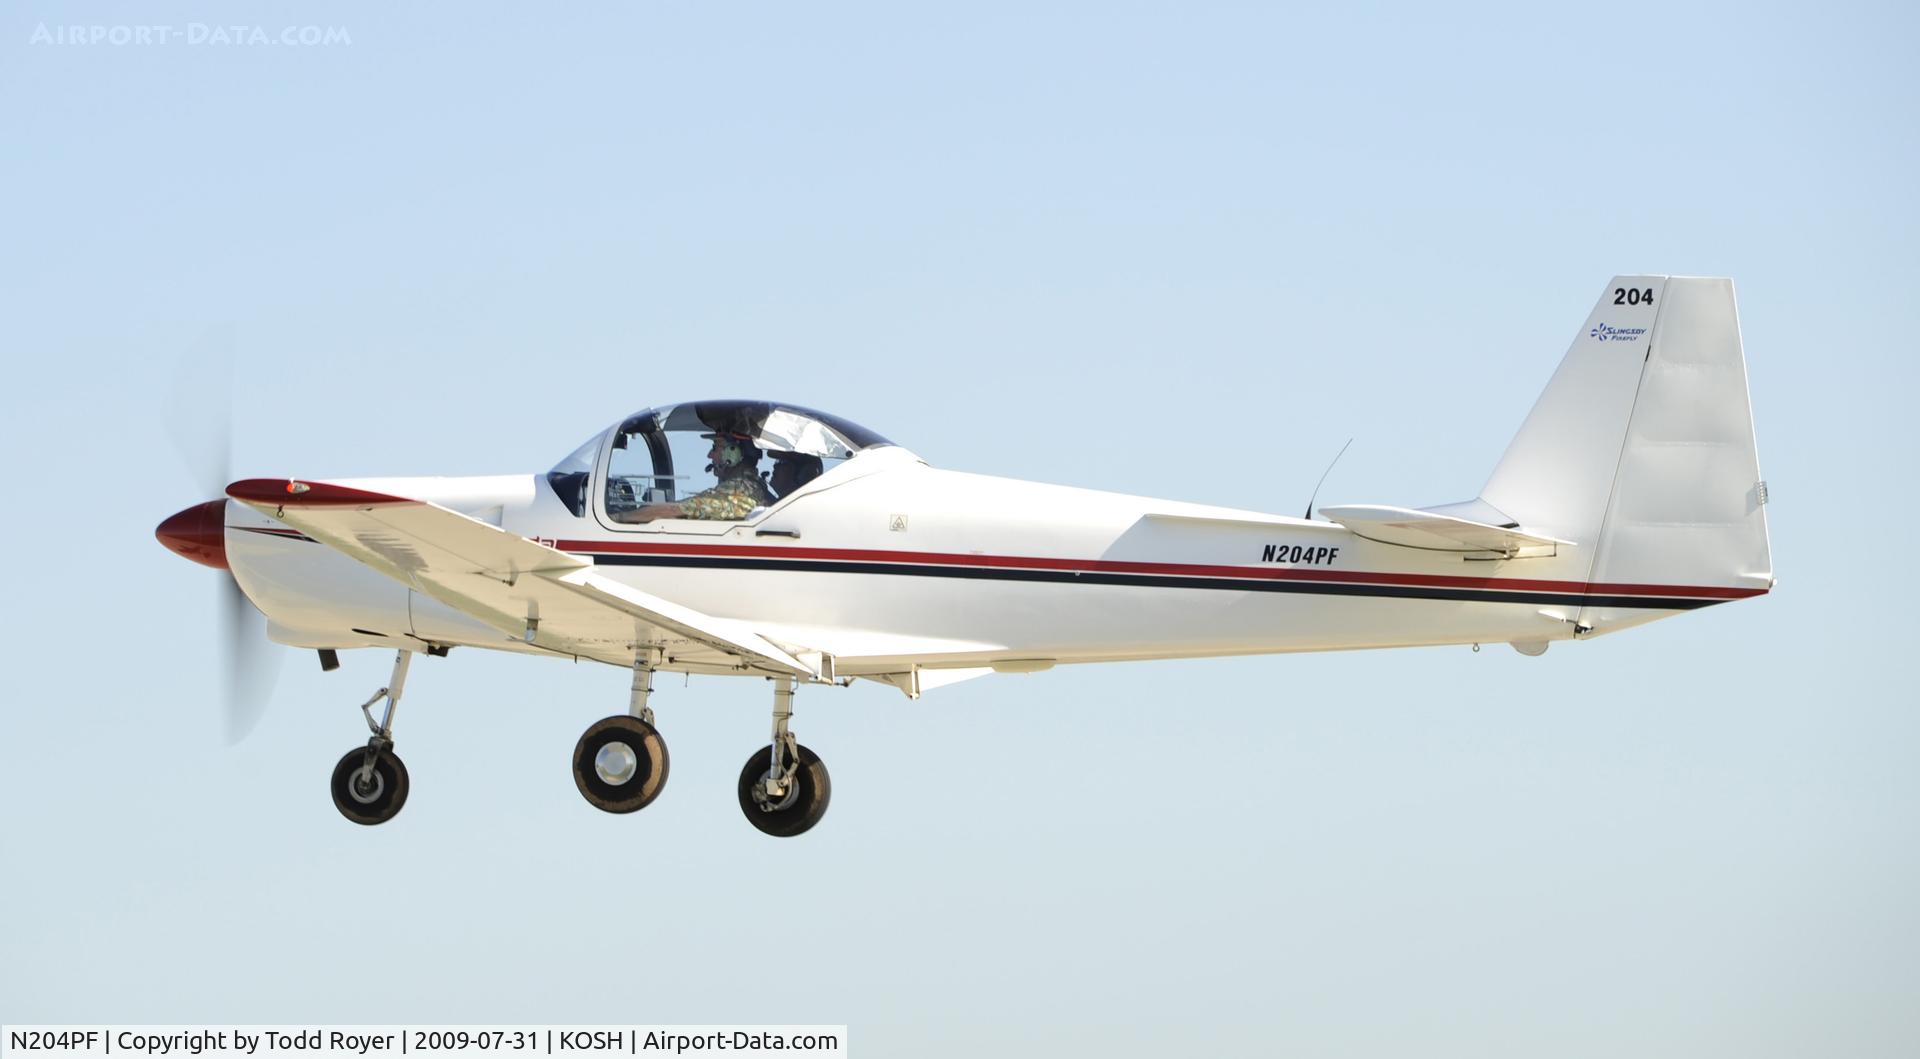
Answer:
top-left (1589, 322), bottom-right (1648, 343)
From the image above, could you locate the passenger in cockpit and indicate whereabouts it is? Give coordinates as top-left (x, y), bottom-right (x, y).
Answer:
top-left (612, 432), bottom-right (772, 523)
top-left (768, 450), bottom-right (824, 501)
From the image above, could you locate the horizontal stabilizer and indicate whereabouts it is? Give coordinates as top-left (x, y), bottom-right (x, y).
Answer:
top-left (1319, 504), bottom-right (1571, 557)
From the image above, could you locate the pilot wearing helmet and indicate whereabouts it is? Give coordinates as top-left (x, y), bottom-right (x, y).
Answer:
top-left (768, 449), bottom-right (824, 500)
top-left (612, 431), bottom-right (773, 523)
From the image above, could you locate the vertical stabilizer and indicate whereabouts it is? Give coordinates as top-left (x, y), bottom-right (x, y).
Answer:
top-left (1480, 276), bottom-right (1668, 558)
top-left (1476, 276), bottom-right (1771, 632)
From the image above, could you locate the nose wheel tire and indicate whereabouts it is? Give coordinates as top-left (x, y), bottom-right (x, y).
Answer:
top-left (736, 743), bottom-right (831, 837)
top-left (330, 746), bottom-right (410, 825)
top-left (573, 715), bottom-right (670, 813)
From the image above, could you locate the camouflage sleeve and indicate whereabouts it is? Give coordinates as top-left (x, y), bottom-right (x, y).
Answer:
top-left (680, 479), bottom-right (763, 521)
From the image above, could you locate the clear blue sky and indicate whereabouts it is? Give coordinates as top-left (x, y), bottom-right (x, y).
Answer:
top-left (2, 2), bottom-right (1914, 1055)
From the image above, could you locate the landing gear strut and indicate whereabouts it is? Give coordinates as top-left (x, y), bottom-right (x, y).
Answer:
top-left (737, 676), bottom-right (831, 837)
top-left (329, 649), bottom-right (414, 826)
top-left (572, 649), bottom-right (670, 813)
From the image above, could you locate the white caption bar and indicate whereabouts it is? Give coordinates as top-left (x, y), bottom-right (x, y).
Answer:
top-left (2, 1028), bottom-right (846, 1059)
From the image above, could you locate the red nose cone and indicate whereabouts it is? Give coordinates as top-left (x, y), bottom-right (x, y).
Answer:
top-left (156, 499), bottom-right (229, 569)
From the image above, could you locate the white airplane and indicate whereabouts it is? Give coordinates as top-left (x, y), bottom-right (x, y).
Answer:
top-left (156, 276), bottom-right (1772, 835)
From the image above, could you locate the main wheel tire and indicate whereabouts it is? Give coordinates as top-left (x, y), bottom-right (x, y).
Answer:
top-left (736, 743), bottom-right (831, 837)
top-left (573, 715), bottom-right (670, 813)
top-left (330, 746), bottom-right (410, 825)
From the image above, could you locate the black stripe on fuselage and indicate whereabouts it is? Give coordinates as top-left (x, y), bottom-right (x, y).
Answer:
top-left (586, 553), bottom-right (1721, 611)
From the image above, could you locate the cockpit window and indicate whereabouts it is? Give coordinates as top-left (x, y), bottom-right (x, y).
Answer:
top-left (600, 400), bottom-right (889, 525)
top-left (545, 431), bottom-right (603, 517)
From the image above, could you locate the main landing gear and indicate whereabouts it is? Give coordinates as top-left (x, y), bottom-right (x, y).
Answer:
top-left (329, 649), bottom-right (414, 826)
top-left (571, 651), bottom-right (670, 813)
top-left (737, 676), bottom-right (831, 838)
top-left (566, 657), bottom-right (832, 837)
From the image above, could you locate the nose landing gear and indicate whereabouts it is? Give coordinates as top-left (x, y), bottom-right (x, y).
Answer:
top-left (330, 742), bottom-right (409, 825)
top-left (329, 649), bottom-right (415, 826)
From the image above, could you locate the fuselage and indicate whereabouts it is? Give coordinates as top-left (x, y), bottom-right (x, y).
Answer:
top-left (222, 445), bottom-right (1731, 678)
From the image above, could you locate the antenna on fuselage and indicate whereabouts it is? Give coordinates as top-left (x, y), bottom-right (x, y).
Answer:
top-left (1303, 438), bottom-right (1353, 520)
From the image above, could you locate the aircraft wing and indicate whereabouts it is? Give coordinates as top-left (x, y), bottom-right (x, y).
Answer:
top-left (226, 479), bottom-right (815, 676)
top-left (1318, 504), bottom-right (1572, 556)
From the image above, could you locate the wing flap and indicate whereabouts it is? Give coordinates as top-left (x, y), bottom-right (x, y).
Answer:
top-left (543, 568), bottom-right (812, 675)
top-left (860, 666), bottom-right (995, 698)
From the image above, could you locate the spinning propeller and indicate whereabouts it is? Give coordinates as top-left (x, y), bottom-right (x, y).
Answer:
top-left (155, 327), bottom-right (282, 743)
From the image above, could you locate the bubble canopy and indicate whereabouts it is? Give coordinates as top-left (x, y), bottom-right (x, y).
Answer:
top-left (546, 400), bottom-right (894, 519)
top-left (615, 400), bottom-right (893, 459)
